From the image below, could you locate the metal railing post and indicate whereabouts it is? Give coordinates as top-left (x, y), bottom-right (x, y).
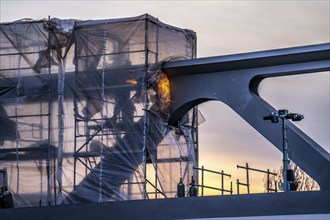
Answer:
top-left (246, 163), bottom-right (250, 194)
top-left (201, 166), bottom-right (204, 196)
top-left (221, 170), bottom-right (224, 195)
top-left (267, 169), bottom-right (270, 193)
top-left (236, 179), bottom-right (240, 195)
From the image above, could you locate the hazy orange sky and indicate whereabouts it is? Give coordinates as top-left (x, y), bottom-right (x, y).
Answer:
top-left (1, 0), bottom-right (329, 194)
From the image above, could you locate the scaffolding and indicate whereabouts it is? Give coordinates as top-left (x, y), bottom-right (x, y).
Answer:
top-left (194, 166), bottom-right (233, 196)
top-left (0, 14), bottom-right (198, 207)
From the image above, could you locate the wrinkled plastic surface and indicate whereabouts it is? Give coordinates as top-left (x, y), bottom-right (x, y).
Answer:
top-left (0, 14), bottom-right (197, 207)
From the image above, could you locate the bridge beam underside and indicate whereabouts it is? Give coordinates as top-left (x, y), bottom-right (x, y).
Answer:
top-left (163, 43), bottom-right (330, 190)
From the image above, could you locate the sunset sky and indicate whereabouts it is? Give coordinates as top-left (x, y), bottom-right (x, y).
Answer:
top-left (1, 0), bottom-right (329, 195)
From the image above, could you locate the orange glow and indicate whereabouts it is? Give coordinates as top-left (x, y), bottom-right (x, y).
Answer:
top-left (126, 79), bottom-right (138, 85)
top-left (157, 73), bottom-right (171, 114)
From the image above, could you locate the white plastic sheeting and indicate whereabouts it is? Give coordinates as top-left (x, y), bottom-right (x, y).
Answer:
top-left (0, 14), bottom-right (198, 207)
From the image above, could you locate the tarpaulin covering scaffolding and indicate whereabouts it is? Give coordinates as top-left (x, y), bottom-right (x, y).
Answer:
top-left (0, 14), bottom-right (198, 207)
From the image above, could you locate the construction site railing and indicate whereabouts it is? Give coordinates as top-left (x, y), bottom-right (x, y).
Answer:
top-left (237, 162), bottom-right (277, 194)
top-left (193, 166), bottom-right (232, 196)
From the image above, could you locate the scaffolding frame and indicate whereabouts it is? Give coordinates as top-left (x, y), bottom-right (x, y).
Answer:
top-left (70, 15), bottom-right (199, 200)
top-left (0, 18), bottom-right (55, 205)
top-left (0, 14), bottom-right (198, 206)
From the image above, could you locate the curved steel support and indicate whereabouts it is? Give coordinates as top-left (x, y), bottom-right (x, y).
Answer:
top-left (162, 43), bottom-right (330, 190)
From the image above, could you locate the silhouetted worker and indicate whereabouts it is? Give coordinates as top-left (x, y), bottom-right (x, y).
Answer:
top-left (0, 186), bottom-right (14, 208)
top-left (33, 19), bottom-right (73, 73)
top-left (113, 90), bottom-right (136, 126)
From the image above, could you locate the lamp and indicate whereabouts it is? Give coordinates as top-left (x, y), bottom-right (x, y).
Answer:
top-left (263, 109), bottom-right (304, 192)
